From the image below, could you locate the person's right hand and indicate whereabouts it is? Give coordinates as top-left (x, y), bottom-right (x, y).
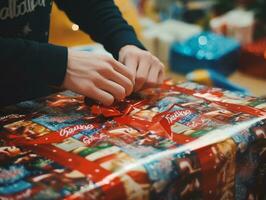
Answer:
top-left (62, 49), bottom-right (134, 106)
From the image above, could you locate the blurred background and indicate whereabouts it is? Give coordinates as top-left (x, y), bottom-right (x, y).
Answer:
top-left (49, 0), bottom-right (266, 96)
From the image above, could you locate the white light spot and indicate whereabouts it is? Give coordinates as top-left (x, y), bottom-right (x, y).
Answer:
top-left (72, 24), bottom-right (79, 31)
top-left (198, 36), bottom-right (207, 45)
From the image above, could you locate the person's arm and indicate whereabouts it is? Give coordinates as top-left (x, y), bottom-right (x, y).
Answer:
top-left (0, 37), bottom-right (134, 106)
top-left (54, 0), bottom-right (165, 91)
top-left (0, 37), bottom-right (67, 86)
top-left (0, 37), bottom-right (68, 106)
top-left (54, 0), bottom-right (144, 59)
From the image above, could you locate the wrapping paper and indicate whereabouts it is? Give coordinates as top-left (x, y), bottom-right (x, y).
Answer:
top-left (0, 81), bottom-right (265, 200)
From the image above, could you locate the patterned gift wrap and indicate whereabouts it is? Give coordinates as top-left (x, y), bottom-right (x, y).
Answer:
top-left (0, 82), bottom-right (265, 200)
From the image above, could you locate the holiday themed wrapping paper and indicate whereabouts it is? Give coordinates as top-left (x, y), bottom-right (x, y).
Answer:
top-left (0, 81), bottom-right (265, 200)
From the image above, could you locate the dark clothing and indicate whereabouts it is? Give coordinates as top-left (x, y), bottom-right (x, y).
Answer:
top-left (0, 0), bottom-right (144, 107)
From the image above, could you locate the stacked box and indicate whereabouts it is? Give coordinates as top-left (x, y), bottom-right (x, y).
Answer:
top-left (141, 19), bottom-right (202, 63)
top-left (210, 9), bottom-right (254, 45)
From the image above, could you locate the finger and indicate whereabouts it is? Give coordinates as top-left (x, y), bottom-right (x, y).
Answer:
top-left (118, 50), bottom-right (126, 63)
top-left (95, 75), bottom-right (126, 100)
top-left (135, 60), bottom-right (151, 92)
top-left (145, 65), bottom-right (161, 88)
top-left (101, 66), bottom-right (133, 96)
top-left (158, 70), bottom-right (164, 85)
top-left (88, 86), bottom-right (115, 106)
top-left (122, 56), bottom-right (138, 84)
top-left (109, 59), bottom-right (135, 84)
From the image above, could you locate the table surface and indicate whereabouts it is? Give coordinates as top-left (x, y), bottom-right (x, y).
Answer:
top-left (167, 70), bottom-right (266, 97)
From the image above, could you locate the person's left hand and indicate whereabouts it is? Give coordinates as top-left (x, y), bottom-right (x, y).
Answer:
top-left (119, 45), bottom-right (165, 92)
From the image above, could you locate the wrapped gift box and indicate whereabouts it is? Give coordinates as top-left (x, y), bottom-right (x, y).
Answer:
top-left (169, 32), bottom-right (240, 76)
top-left (210, 9), bottom-right (254, 45)
top-left (0, 82), bottom-right (266, 200)
top-left (141, 19), bottom-right (202, 63)
top-left (239, 38), bottom-right (266, 79)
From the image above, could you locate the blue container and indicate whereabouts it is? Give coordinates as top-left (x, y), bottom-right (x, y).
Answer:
top-left (169, 32), bottom-right (240, 76)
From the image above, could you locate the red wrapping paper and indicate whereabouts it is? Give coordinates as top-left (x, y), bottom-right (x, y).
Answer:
top-left (0, 81), bottom-right (265, 200)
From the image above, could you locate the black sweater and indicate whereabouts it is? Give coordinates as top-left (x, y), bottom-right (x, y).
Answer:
top-left (0, 0), bottom-right (144, 107)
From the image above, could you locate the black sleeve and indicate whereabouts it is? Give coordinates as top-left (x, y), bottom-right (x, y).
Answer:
top-left (54, 0), bottom-right (145, 59)
top-left (0, 37), bottom-right (67, 106)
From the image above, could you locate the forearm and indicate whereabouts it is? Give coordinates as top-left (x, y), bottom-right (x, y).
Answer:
top-left (54, 0), bottom-right (145, 58)
top-left (0, 37), bottom-right (68, 106)
top-left (0, 37), bottom-right (67, 86)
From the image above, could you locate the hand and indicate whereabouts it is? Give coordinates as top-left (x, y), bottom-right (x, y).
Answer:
top-left (119, 45), bottom-right (165, 92)
top-left (62, 49), bottom-right (134, 106)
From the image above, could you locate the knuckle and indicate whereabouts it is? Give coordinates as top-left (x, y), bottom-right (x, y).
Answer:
top-left (102, 65), bottom-right (114, 74)
top-left (101, 55), bottom-right (112, 62)
top-left (106, 67), bottom-right (113, 73)
top-left (95, 64), bottom-right (105, 72)
top-left (151, 55), bottom-right (159, 63)
top-left (146, 51), bottom-right (153, 58)
top-left (107, 58), bottom-right (117, 65)
top-left (127, 51), bottom-right (134, 56)
top-left (128, 50), bottom-right (138, 57)
top-left (141, 52), bottom-right (150, 59)
top-left (143, 50), bottom-right (151, 56)
top-left (91, 73), bottom-right (101, 82)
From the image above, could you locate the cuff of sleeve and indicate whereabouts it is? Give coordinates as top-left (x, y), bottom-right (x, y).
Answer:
top-left (37, 43), bottom-right (68, 86)
top-left (105, 30), bottom-right (146, 59)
